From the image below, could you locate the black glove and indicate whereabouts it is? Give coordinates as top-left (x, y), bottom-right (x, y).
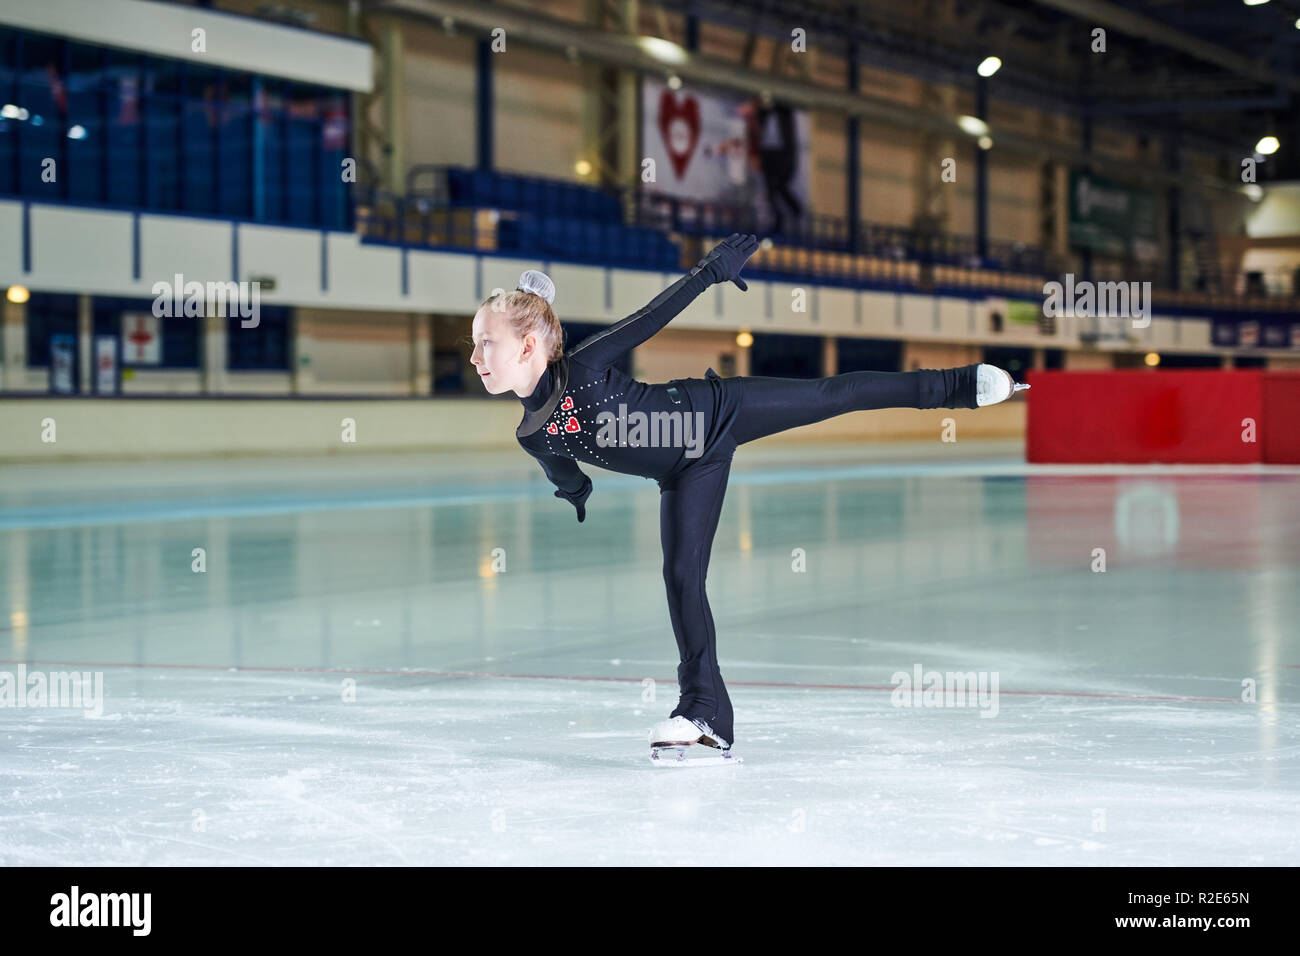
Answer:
top-left (554, 475), bottom-right (592, 523)
top-left (694, 233), bottom-right (759, 291)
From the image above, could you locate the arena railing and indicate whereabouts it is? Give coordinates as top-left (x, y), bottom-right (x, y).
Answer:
top-left (355, 168), bottom-right (1300, 315)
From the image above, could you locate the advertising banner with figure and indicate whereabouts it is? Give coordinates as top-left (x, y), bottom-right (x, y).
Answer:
top-left (641, 78), bottom-right (811, 234)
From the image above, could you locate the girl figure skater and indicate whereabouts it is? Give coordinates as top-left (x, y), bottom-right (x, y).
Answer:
top-left (469, 234), bottom-right (1027, 762)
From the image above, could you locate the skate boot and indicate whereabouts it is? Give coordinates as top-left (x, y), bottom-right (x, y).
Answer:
top-left (648, 716), bottom-right (742, 766)
top-left (975, 364), bottom-right (1030, 407)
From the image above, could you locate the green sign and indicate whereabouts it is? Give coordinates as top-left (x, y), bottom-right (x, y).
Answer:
top-left (1006, 300), bottom-right (1041, 326)
top-left (1069, 172), bottom-right (1158, 257)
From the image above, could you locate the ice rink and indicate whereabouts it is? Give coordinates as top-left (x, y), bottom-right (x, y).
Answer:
top-left (2, 440), bottom-right (1297, 866)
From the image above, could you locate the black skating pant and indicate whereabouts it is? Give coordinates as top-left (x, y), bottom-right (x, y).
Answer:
top-left (657, 364), bottom-right (980, 748)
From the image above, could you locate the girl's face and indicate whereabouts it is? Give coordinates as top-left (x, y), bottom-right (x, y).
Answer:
top-left (470, 306), bottom-right (532, 395)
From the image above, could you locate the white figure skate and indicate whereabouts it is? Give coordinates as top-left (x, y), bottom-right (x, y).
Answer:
top-left (648, 716), bottom-right (742, 767)
top-left (975, 364), bottom-right (1031, 406)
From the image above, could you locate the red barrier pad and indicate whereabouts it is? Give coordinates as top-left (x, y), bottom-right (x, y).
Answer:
top-left (1025, 371), bottom-right (1265, 464)
top-left (1261, 374), bottom-right (1300, 464)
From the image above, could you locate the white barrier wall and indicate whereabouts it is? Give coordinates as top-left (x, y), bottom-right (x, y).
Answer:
top-left (0, 396), bottom-right (1027, 463)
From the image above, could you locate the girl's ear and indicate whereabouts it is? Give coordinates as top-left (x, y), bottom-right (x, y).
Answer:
top-left (520, 331), bottom-right (539, 362)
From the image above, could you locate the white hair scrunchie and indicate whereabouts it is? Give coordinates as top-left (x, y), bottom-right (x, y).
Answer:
top-left (516, 270), bottom-right (556, 304)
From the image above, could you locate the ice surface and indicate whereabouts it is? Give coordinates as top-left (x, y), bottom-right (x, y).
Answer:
top-left (2, 442), bottom-right (1297, 865)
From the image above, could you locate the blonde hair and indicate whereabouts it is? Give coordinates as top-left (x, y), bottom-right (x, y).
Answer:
top-left (480, 289), bottom-right (564, 363)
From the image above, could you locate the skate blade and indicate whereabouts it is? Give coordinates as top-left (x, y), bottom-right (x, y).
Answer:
top-left (649, 746), bottom-right (743, 767)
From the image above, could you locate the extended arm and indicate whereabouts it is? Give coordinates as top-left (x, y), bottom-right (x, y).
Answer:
top-left (568, 233), bottom-right (759, 370)
top-left (530, 448), bottom-right (593, 522)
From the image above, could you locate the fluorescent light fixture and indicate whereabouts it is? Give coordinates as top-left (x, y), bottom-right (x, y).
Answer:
top-left (957, 115), bottom-right (990, 137)
top-left (977, 56), bottom-right (1002, 77)
top-left (978, 135), bottom-right (993, 150)
top-left (666, 73), bottom-right (682, 90)
top-left (6, 285), bottom-right (30, 304)
top-left (1256, 135), bottom-right (1280, 155)
top-left (1242, 0), bottom-right (1270, 6)
top-left (67, 125), bottom-right (87, 139)
top-left (1, 104), bottom-right (28, 120)
top-left (639, 36), bottom-right (687, 65)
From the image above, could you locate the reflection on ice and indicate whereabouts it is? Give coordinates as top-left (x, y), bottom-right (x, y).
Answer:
top-left (1, 448), bottom-right (1297, 864)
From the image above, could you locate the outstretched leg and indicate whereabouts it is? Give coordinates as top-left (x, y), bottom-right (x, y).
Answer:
top-left (728, 364), bottom-right (980, 446)
top-left (658, 449), bottom-right (735, 747)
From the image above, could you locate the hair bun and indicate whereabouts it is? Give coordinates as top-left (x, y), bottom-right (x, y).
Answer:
top-left (516, 270), bottom-right (556, 304)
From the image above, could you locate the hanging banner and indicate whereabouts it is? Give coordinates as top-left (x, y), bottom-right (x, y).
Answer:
top-left (1069, 172), bottom-right (1159, 260)
top-left (641, 78), bottom-right (811, 232)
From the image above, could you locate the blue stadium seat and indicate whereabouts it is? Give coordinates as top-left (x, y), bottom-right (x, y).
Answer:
top-left (498, 176), bottom-right (519, 209)
top-left (446, 167), bottom-right (470, 203)
top-left (520, 178), bottom-right (543, 215)
top-left (470, 169), bottom-right (492, 206)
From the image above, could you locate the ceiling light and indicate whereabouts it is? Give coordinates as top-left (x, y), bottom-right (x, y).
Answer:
top-left (639, 36), bottom-right (687, 65)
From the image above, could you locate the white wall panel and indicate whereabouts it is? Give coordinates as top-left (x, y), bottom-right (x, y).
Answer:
top-left (0, 0), bottom-right (372, 91)
top-left (238, 226), bottom-right (320, 301)
top-left (938, 297), bottom-right (970, 337)
top-left (858, 291), bottom-right (900, 335)
top-left (31, 206), bottom-right (134, 291)
top-left (141, 216), bottom-right (232, 290)
top-left (899, 293), bottom-right (936, 337)
top-left (547, 264), bottom-right (608, 321)
top-left (817, 288), bottom-right (857, 333)
top-left (410, 251), bottom-right (477, 313)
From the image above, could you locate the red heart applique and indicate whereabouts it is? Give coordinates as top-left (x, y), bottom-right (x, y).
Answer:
top-left (546, 422), bottom-right (558, 435)
top-left (563, 416), bottom-right (581, 433)
top-left (658, 89), bottom-right (700, 179)
top-left (560, 395), bottom-right (574, 411)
